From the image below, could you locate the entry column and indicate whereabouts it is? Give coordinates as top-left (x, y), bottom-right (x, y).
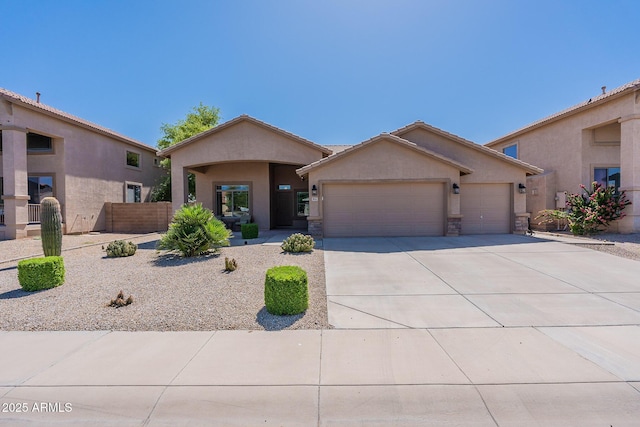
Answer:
top-left (170, 162), bottom-right (190, 214)
top-left (1, 128), bottom-right (30, 239)
top-left (619, 113), bottom-right (640, 233)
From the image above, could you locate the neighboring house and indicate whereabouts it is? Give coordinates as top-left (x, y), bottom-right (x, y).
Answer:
top-left (486, 78), bottom-right (640, 233)
top-left (0, 89), bottom-right (165, 240)
top-left (159, 115), bottom-right (542, 237)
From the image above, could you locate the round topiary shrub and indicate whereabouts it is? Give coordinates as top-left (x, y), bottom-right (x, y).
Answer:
top-left (241, 223), bottom-right (259, 239)
top-left (17, 256), bottom-right (65, 292)
top-left (264, 266), bottom-right (309, 315)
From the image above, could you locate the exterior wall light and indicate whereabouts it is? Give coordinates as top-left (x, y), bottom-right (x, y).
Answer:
top-left (518, 183), bottom-right (526, 194)
top-left (311, 184), bottom-right (318, 196)
top-left (452, 183), bottom-right (460, 194)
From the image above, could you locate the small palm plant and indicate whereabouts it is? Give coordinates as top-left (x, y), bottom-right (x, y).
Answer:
top-left (157, 203), bottom-right (231, 257)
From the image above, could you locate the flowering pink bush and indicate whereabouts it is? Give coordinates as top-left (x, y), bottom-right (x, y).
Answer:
top-left (536, 182), bottom-right (631, 235)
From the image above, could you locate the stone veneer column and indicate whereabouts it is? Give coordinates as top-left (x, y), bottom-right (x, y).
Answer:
top-left (618, 113), bottom-right (640, 233)
top-left (307, 218), bottom-right (323, 238)
top-left (446, 215), bottom-right (462, 236)
top-left (1, 128), bottom-right (30, 239)
top-left (514, 212), bottom-right (531, 234)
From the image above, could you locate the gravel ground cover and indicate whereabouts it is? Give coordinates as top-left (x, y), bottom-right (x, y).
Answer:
top-left (536, 231), bottom-right (640, 262)
top-left (0, 233), bottom-right (329, 331)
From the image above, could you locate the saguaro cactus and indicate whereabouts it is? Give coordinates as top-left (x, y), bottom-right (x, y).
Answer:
top-left (40, 197), bottom-right (63, 256)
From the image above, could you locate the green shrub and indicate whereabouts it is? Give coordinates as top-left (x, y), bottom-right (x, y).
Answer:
top-left (241, 223), bottom-right (259, 239)
top-left (157, 203), bottom-right (231, 257)
top-left (105, 240), bottom-right (137, 257)
top-left (17, 256), bottom-right (65, 292)
top-left (281, 233), bottom-right (315, 253)
top-left (264, 265), bottom-right (308, 315)
top-left (536, 182), bottom-right (631, 235)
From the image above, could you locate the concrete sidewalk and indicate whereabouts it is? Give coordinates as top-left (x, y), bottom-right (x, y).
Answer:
top-left (0, 327), bottom-right (639, 426)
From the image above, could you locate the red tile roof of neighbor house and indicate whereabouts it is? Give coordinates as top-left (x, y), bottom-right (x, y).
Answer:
top-left (486, 77), bottom-right (640, 147)
top-left (296, 132), bottom-right (475, 176)
top-left (0, 88), bottom-right (157, 152)
top-left (391, 120), bottom-right (543, 175)
top-left (158, 114), bottom-right (333, 156)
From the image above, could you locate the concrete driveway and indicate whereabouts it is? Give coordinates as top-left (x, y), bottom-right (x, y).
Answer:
top-left (2, 234), bottom-right (639, 425)
top-left (324, 234), bottom-right (640, 329)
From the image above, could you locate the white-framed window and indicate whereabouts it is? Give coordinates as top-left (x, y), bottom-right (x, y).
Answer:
top-left (126, 150), bottom-right (141, 168)
top-left (125, 182), bottom-right (142, 203)
top-left (502, 144), bottom-right (517, 159)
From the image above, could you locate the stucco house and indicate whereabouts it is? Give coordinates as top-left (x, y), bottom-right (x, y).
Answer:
top-left (486, 78), bottom-right (640, 233)
top-left (160, 115), bottom-right (542, 237)
top-left (0, 88), bottom-right (164, 240)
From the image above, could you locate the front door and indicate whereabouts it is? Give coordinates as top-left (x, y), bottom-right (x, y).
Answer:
top-left (276, 191), bottom-right (294, 226)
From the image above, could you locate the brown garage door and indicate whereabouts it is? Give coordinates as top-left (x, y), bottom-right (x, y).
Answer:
top-left (323, 182), bottom-right (445, 237)
top-left (460, 183), bottom-right (511, 234)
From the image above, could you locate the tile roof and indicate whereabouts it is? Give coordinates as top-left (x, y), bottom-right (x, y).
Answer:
top-left (158, 114), bottom-right (333, 156)
top-left (324, 145), bottom-right (353, 154)
top-left (0, 88), bottom-right (157, 152)
top-left (486, 77), bottom-right (640, 147)
top-left (296, 133), bottom-right (474, 176)
top-left (391, 120), bottom-right (543, 175)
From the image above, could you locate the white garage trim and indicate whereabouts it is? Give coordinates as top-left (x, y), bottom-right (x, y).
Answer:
top-left (321, 180), bottom-right (446, 237)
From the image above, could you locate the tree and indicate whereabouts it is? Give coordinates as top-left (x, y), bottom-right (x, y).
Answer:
top-left (151, 103), bottom-right (220, 201)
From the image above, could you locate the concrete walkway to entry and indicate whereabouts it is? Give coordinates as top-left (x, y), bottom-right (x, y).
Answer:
top-left (1, 234), bottom-right (639, 425)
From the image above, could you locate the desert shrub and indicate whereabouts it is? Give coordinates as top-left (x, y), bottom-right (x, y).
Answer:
top-left (241, 223), bottom-right (259, 239)
top-left (536, 182), bottom-right (631, 235)
top-left (17, 256), bottom-right (65, 292)
top-left (105, 240), bottom-right (137, 257)
top-left (281, 233), bottom-right (315, 253)
top-left (264, 265), bottom-right (308, 315)
top-left (157, 203), bottom-right (231, 257)
top-left (225, 257), bottom-right (238, 272)
top-left (108, 290), bottom-right (134, 307)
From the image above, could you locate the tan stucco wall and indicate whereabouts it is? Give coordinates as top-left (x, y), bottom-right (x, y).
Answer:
top-left (169, 120), bottom-right (326, 216)
top-left (171, 120), bottom-right (325, 168)
top-left (195, 162), bottom-right (271, 229)
top-left (399, 128), bottom-right (529, 214)
top-left (488, 92), bottom-right (640, 231)
top-left (306, 139), bottom-right (461, 218)
top-left (1, 102), bottom-right (164, 236)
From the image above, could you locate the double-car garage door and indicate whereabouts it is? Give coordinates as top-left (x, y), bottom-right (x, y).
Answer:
top-left (323, 182), bottom-right (445, 237)
top-left (322, 182), bottom-right (511, 237)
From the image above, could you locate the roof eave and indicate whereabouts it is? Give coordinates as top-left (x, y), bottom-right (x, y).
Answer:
top-left (158, 115), bottom-right (332, 157)
top-left (1, 93), bottom-right (157, 153)
top-left (393, 121), bottom-right (542, 175)
top-left (297, 133), bottom-right (475, 176)
top-left (486, 81), bottom-right (640, 147)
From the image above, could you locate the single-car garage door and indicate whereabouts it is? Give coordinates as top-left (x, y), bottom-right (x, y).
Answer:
top-left (460, 183), bottom-right (511, 234)
top-left (323, 182), bottom-right (445, 237)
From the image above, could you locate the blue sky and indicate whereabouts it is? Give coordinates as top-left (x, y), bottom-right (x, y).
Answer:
top-left (2, 0), bottom-right (638, 148)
